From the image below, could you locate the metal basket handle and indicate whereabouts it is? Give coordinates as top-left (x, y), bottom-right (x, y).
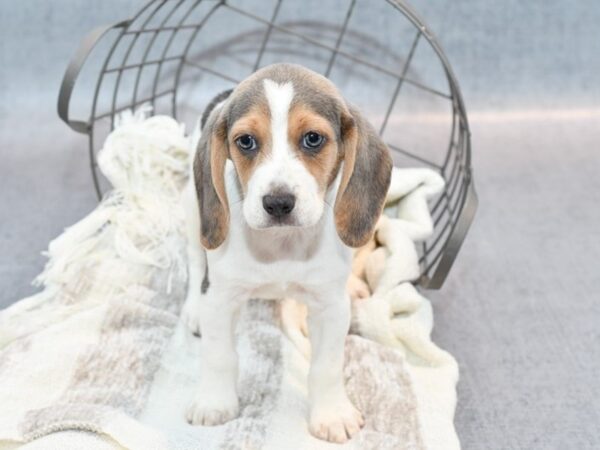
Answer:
top-left (57, 21), bottom-right (129, 134)
top-left (421, 180), bottom-right (478, 289)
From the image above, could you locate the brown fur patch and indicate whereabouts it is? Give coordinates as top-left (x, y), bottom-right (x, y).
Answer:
top-left (287, 105), bottom-right (340, 193)
top-left (228, 105), bottom-right (271, 192)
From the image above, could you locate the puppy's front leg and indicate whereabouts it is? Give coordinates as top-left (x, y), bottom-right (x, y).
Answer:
top-left (307, 288), bottom-right (364, 443)
top-left (186, 285), bottom-right (240, 426)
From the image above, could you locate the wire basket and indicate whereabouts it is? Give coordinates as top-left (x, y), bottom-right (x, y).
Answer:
top-left (57, 0), bottom-right (477, 289)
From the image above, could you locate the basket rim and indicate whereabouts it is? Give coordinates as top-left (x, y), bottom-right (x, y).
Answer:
top-left (57, 0), bottom-right (477, 289)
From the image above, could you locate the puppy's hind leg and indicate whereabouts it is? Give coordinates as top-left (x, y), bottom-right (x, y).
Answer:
top-left (181, 179), bottom-right (206, 336)
top-left (182, 247), bottom-right (206, 336)
top-left (280, 298), bottom-right (311, 359)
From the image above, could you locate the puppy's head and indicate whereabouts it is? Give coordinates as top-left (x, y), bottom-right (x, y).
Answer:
top-left (195, 63), bottom-right (392, 249)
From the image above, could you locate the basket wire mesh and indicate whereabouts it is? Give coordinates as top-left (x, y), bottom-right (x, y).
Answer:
top-left (58, 0), bottom-right (477, 289)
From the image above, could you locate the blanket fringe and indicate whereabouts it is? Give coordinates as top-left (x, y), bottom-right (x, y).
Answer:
top-left (35, 106), bottom-right (189, 293)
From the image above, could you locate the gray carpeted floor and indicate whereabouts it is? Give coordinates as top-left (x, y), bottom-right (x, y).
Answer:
top-left (1, 1), bottom-right (599, 448)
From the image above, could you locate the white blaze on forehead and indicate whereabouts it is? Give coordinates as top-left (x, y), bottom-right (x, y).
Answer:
top-left (263, 79), bottom-right (294, 161)
top-left (241, 77), bottom-right (323, 230)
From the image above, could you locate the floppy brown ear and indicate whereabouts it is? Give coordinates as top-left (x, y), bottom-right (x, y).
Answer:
top-left (334, 106), bottom-right (393, 248)
top-left (193, 113), bottom-right (230, 250)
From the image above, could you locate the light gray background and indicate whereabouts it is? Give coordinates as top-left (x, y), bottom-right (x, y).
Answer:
top-left (1, 1), bottom-right (599, 449)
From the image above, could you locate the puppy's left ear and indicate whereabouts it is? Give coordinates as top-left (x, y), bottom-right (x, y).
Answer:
top-left (334, 106), bottom-right (393, 247)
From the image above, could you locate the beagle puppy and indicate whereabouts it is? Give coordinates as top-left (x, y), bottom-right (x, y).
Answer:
top-left (182, 63), bottom-right (392, 443)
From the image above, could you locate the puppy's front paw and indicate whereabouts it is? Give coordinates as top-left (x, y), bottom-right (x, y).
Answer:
top-left (309, 397), bottom-right (364, 443)
top-left (181, 294), bottom-right (202, 336)
top-left (186, 389), bottom-right (239, 426)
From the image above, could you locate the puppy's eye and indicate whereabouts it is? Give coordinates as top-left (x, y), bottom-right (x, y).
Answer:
top-left (302, 131), bottom-right (325, 151)
top-left (236, 134), bottom-right (258, 153)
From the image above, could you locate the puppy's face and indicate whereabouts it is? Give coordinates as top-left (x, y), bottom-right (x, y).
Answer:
top-left (229, 78), bottom-right (341, 229)
top-left (195, 63), bottom-right (393, 249)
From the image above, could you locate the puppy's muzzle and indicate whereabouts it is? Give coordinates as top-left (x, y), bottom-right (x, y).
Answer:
top-left (262, 193), bottom-right (296, 218)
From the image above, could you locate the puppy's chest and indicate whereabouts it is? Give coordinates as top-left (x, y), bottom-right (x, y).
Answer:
top-left (214, 231), bottom-right (350, 296)
top-left (242, 258), bottom-right (343, 300)
top-left (234, 247), bottom-right (345, 285)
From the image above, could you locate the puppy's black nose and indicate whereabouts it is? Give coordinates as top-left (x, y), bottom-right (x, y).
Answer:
top-left (263, 193), bottom-right (296, 218)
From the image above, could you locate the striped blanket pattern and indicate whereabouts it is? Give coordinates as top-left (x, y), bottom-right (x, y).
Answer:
top-left (0, 111), bottom-right (459, 450)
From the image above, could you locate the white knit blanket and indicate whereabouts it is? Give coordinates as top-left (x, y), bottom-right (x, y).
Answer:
top-left (0, 111), bottom-right (459, 450)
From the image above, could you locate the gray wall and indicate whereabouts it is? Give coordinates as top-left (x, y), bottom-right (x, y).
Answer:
top-left (2, 0), bottom-right (599, 112)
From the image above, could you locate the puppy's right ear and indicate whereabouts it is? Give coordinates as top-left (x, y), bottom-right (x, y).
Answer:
top-left (193, 112), bottom-right (229, 249)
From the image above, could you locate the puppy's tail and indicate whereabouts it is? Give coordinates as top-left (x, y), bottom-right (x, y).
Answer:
top-left (200, 89), bottom-right (233, 130)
